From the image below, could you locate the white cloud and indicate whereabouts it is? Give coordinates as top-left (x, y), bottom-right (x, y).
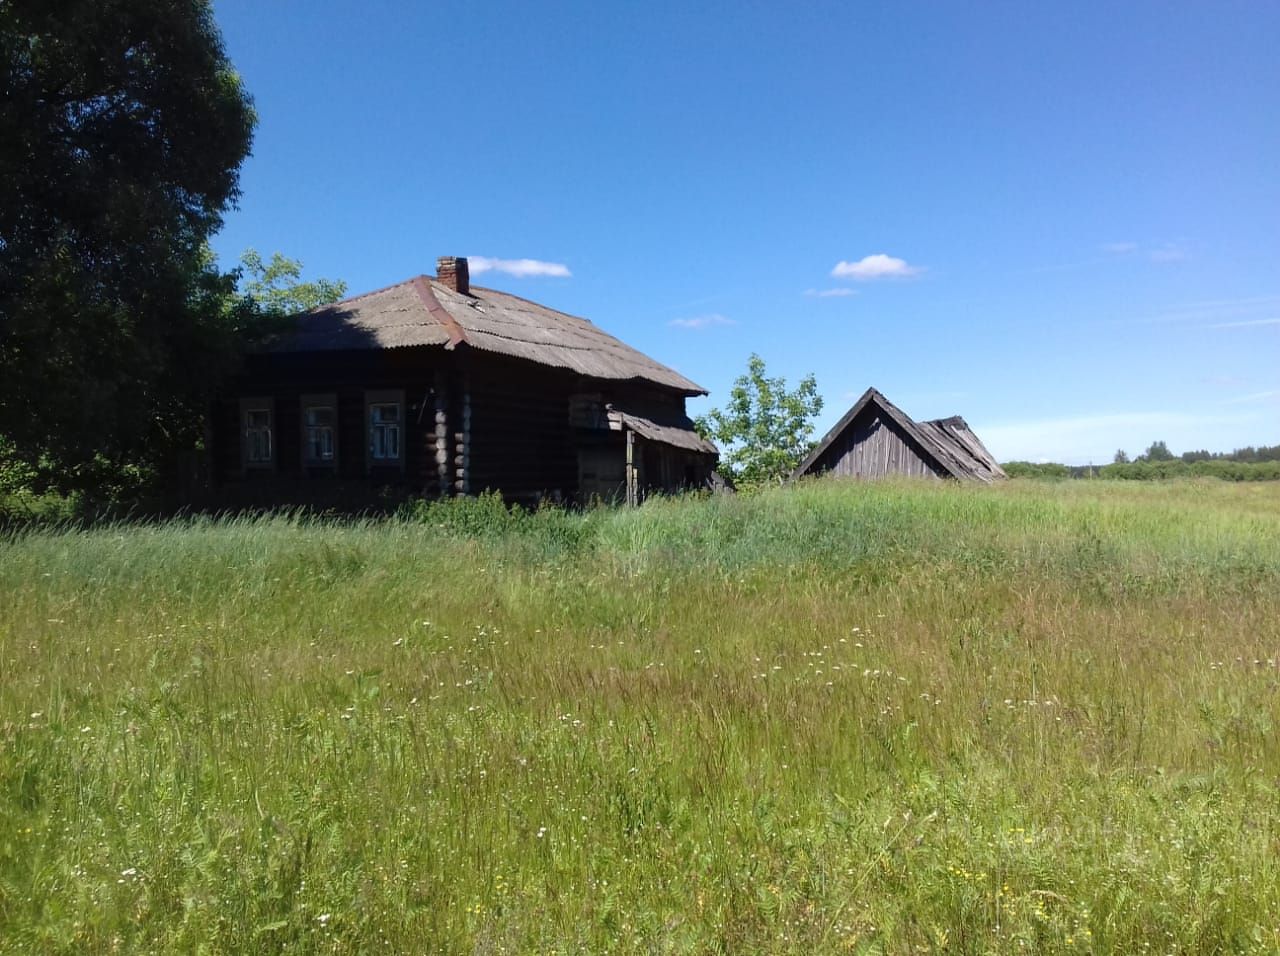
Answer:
top-left (803, 287), bottom-right (858, 298)
top-left (831, 254), bottom-right (923, 281)
top-left (1207, 317), bottom-right (1280, 330)
top-left (468, 256), bottom-right (571, 278)
top-left (668, 313), bottom-right (736, 330)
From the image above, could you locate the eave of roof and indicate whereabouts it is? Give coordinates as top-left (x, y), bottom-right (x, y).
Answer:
top-left (607, 404), bottom-right (719, 455)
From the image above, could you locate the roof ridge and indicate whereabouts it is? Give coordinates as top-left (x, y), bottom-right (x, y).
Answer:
top-left (412, 277), bottom-right (467, 348)
top-left (305, 275), bottom-right (420, 313)
top-left (442, 280), bottom-right (699, 388)
top-left (463, 327), bottom-right (633, 355)
top-left (465, 283), bottom-right (600, 328)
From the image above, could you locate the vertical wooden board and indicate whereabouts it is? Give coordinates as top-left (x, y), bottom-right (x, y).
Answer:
top-left (827, 412), bottom-right (942, 479)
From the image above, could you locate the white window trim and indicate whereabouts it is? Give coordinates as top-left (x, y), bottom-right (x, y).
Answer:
top-left (300, 393), bottom-right (338, 469)
top-left (365, 389), bottom-right (405, 473)
top-left (239, 397), bottom-right (275, 473)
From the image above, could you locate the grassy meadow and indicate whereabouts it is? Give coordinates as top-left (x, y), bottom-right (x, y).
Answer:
top-left (2, 479), bottom-right (1279, 954)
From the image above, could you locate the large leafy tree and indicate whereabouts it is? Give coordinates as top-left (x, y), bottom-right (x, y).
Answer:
top-left (696, 353), bottom-right (823, 485)
top-left (0, 0), bottom-right (255, 493)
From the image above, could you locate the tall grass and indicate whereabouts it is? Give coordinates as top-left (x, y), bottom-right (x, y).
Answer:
top-left (2, 479), bottom-right (1279, 953)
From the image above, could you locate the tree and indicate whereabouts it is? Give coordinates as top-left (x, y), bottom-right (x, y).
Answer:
top-left (238, 249), bottom-right (347, 316)
top-left (1141, 440), bottom-right (1175, 462)
top-left (1113, 449), bottom-right (1130, 464)
top-left (695, 353), bottom-right (823, 485)
top-left (0, 0), bottom-right (255, 494)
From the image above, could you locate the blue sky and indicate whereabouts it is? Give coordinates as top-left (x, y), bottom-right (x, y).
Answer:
top-left (208, 1), bottom-right (1278, 464)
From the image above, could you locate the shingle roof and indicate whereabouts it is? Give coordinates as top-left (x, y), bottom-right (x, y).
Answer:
top-left (793, 387), bottom-right (1007, 482)
top-left (607, 404), bottom-right (719, 455)
top-left (263, 275), bottom-right (706, 395)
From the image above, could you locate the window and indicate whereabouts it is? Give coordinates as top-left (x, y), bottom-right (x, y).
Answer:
top-left (244, 406), bottom-right (273, 465)
top-left (370, 402), bottom-right (401, 461)
top-left (304, 404), bottom-right (336, 463)
top-left (364, 390), bottom-right (405, 473)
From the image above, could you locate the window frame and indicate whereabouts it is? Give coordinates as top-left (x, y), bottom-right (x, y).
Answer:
top-left (365, 389), bottom-right (406, 473)
top-left (300, 393), bottom-right (338, 469)
top-left (239, 397), bottom-right (276, 473)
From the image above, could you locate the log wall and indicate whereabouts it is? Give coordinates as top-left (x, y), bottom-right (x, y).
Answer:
top-left (209, 346), bottom-right (714, 509)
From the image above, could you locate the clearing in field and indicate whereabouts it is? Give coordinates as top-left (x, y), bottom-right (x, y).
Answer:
top-left (2, 479), bottom-right (1279, 953)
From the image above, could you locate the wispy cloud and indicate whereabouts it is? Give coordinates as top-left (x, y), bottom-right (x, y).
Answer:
top-left (1222, 389), bottom-right (1280, 405)
top-left (659, 292), bottom-right (732, 314)
top-left (831, 254), bottom-right (923, 281)
top-left (668, 313), bottom-right (736, 330)
top-left (1149, 243), bottom-right (1190, 263)
top-left (1101, 241), bottom-right (1138, 255)
top-left (1099, 240), bottom-right (1190, 263)
top-left (1207, 317), bottom-right (1280, 330)
top-left (1203, 374), bottom-right (1248, 388)
top-left (1154, 294), bottom-right (1280, 320)
top-left (468, 256), bottom-right (571, 278)
top-left (1127, 295), bottom-right (1280, 329)
top-left (803, 287), bottom-right (858, 298)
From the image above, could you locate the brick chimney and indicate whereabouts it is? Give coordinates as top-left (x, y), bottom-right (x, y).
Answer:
top-left (436, 256), bottom-right (469, 295)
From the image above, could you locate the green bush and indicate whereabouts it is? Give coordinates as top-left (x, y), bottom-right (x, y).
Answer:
top-left (1100, 460), bottom-right (1280, 482)
top-left (1002, 461), bottom-right (1072, 480)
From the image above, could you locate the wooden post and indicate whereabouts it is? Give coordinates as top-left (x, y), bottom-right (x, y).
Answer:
top-left (625, 428), bottom-right (637, 507)
top-left (434, 370), bottom-right (449, 497)
top-left (454, 373), bottom-right (471, 495)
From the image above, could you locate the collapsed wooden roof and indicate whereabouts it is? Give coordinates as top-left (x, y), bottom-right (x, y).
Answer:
top-left (263, 274), bottom-right (706, 396)
top-left (916, 415), bottom-right (1006, 481)
top-left (793, 387), bottom-right (1007, 482)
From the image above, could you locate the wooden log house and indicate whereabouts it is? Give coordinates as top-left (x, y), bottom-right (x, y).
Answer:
top-left (210, 257), bottom-right (718, 508)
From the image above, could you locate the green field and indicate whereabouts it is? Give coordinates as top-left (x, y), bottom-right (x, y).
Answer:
top-left (3, 480), bottom-right (1279, 954)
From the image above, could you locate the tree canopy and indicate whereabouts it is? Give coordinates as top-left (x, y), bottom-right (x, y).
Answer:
top-left (0, 0), bottom-right (256, 493)
top-left (695, 353), bottom-right (823, 485)
top-left (238, 249), bottom-right (348, 316)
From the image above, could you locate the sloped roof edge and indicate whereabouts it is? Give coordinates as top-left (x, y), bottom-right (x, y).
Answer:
top-left (792, 387), bottom-right (1005, 482)
top-left (263, 274), bottom-right (707, 396)
top-left (791, 387), bottom-right (951, 479)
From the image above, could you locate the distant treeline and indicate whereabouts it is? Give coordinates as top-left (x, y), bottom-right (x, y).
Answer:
top-left (1004, 460), bottom-right (1280, 481)
top-left (1172, 444), bottom-right (1280, 464)
top-left (1004, 446), bottom-right (1280, 482)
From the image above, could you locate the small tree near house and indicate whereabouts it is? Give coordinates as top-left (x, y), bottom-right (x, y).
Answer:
top-left (695, 353), bottom-right (823, 486)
